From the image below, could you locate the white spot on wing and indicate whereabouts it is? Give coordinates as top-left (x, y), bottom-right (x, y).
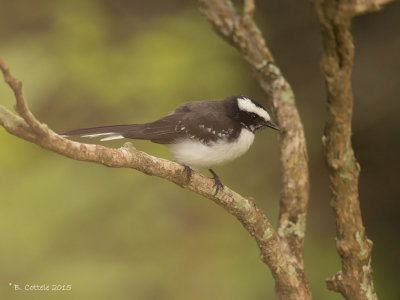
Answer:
top-left (238, 97), bottom-right (270, 122)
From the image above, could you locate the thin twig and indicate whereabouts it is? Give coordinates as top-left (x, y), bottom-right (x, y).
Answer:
top-left (354, 0), bottom-right (398, 15)
top-left (0, 58), bottom-right (43, 132)
top-left (243, 0), bottom-right (255, 20)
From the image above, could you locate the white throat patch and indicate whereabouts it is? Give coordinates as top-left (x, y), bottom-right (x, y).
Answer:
top-left (237, 97), bottom-right (270, 122)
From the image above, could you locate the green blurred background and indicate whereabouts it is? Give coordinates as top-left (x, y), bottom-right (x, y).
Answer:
top-left (1, 1), bottom-right (399, 299)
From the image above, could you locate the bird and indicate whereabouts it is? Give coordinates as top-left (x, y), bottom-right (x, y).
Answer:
top-left (62, 95), bottom-right (279, 193)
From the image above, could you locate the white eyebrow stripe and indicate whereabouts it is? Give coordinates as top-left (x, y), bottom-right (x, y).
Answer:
top-left (237, 97), bottom-right (270, 121)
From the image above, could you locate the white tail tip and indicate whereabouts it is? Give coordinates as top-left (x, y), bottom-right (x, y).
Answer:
top-left (100, 135), bottom-right (124, 141)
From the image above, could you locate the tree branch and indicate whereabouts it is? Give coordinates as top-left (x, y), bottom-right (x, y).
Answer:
top-left (197, 1), bottom-right (311, 298)
top-left (311, 0), bottom-right (387, 298)
top-left (0, 57), bottom-right (307, 299)
top-left (0, 60), bottom-right (43, 132)
top-left (354, 0), bottom-right (398, 15)
top-left (198, 1), bottom-right (310, 296)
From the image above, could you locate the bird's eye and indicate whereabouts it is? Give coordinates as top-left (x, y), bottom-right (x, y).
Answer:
top-left (251, 113), bottom-right (257, 119)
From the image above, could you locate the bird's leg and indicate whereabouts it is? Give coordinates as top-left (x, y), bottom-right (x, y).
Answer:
top-left (183, 165), bottom-right (192, 184)
top-left (209, 169), bottom-right (224, 195)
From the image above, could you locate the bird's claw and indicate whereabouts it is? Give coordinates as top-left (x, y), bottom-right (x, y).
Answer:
top-left (183, 165), bottom-right (192, 184)
top-left (209, 169), bottom-right (224, 195)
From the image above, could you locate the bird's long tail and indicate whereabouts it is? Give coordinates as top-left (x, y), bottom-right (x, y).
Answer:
top-left (61, 124), bottom-right (143, 141)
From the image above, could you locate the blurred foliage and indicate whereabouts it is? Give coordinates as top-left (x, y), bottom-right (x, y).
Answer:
top-left (1, 0), bottom-right (399, 299)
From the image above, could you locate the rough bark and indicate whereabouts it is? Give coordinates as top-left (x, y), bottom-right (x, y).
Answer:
top-left (310, 0), bottom-right (396, 298)
top-left (354, 0), bottom-right (398, 14)
top-left (198, 0), bottom-right (311, 298)
top-left (2, 0), bottom-right (396, 298)
top-left (0, 47), bottom-right (307, 299)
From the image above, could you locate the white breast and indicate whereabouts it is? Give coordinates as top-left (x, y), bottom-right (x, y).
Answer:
top-left (168, 128), bottom-right (255, 170)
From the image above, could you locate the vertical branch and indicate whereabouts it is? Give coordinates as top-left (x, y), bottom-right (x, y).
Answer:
top-left (198, 1), bottom-right (310, 299)
top-left (312, 1), bottom-right (380, 299)
top-left (198, 0), bottom-right (309, 265)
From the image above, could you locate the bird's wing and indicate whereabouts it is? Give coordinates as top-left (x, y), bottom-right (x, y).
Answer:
top-left (62, 101), bottom-right (238, 144)
top-left (128, 110), bottom-right (237, 144)
top-left (122, 116), bottom-right (181, 144)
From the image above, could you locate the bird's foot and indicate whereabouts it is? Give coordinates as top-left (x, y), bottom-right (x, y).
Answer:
top-left (209, 169), bottom-right (224, 195)
top-left (183, 165), bottom-right (192, 184)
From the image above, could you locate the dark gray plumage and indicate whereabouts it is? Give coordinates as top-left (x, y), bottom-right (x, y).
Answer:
top-left (62, 96), bottom-right (278, 192)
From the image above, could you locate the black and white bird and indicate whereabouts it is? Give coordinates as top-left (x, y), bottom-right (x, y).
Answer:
top-left (62, 96), bottom-right (279, 192)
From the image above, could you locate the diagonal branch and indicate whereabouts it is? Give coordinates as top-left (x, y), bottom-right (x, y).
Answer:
top-left (198, 0), bottom-right (310, 274)
top-left (0, 57), bottom-right (307, 300)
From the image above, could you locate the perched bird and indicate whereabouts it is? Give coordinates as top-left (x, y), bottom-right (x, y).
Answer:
top-left (62, 96), bottom-right (279, 192)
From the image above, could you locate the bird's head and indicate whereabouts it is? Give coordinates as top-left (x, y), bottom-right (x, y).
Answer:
top-left (234, 96), bottom-right (279, 132)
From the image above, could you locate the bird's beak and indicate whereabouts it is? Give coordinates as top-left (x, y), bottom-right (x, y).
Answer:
top-left (265, 120), bottom-right (280, 131)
